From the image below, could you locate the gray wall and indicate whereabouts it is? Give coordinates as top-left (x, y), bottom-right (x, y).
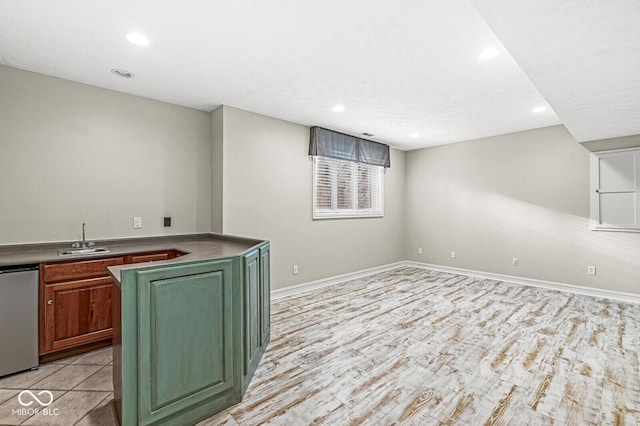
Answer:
top-left (0, 65), bottom-right (212, 244)
top-left (220, 106), bottom-right (405, 289)
top-left (404, 125), bottom-right (640, 293)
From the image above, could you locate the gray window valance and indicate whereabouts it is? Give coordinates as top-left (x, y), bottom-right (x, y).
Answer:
top-left (309, 126), bottom-right (391, 168)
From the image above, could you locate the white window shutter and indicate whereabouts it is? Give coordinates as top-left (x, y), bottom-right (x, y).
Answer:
top-left (313, 156), bottom-right (384, 219)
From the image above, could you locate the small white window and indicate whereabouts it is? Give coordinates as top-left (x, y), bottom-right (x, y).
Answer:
top-left (313, 156), bottom-right (384, 219)
top-left (591, 148), bottom-right (640, 232)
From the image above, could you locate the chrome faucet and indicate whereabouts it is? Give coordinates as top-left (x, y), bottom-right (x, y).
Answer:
top-left (71, 222), bottom-right (94, 249)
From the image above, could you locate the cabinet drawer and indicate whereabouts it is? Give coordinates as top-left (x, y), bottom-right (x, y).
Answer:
top-left (43, 257), bottom-right (124, 283)
top-left (130, 252), bottom-right (171, 264)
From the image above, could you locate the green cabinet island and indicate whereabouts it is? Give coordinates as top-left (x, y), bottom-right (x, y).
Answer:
top-left (109, 236), bottom-right (270, 426)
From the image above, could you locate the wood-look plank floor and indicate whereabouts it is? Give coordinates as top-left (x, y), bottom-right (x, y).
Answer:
top-left (2, 266), bottom-right (638, 425)
top-left (204, 267), bottom-right (640, 425)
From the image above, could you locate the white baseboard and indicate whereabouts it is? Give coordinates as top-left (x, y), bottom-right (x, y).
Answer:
top-left (270, 261), bottom-right (405, 300)
top-left (404, 261), bottom-right (640, 305)
top-left (271, 260), bottom-right (640, 304)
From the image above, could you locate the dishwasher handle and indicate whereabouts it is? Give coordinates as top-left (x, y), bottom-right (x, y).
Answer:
top-left (0, 264), bottom-right (39, 274)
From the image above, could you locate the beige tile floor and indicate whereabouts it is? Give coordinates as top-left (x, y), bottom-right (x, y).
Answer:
top-left (1, 266), bottom-right (639, 425)
top-left (0, 347), bottom-right (116, 425)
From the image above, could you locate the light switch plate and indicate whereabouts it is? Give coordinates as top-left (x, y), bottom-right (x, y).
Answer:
top-left (133, 216), bottom-right (142, 229)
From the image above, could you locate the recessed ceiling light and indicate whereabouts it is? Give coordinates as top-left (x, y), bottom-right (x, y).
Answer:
top-left (411, 132), bottom-right (421, 138)
top-left (111, 68), bottom-right (135, 78)
top-left (478, 47), bottom-right (500, 60)
top-left (332, 105), bottom-right (345, 113)
top-left (126, 33), bottom-right (149, 46)
top-left (532, 106), bottom-right (547, 113)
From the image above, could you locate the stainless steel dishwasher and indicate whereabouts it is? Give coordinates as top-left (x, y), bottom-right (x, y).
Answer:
top-left (0, 264), bottom-right (39, 377)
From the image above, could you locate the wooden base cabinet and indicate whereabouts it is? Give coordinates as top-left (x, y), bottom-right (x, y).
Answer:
top-left (40, 257), bottom-right (124, 355)
top-left (39, 250), bottom-right (183, 360)
top-left (114, 242), bottom-right (270, 426)
top-left (43, 276), bottom-right (113, 352)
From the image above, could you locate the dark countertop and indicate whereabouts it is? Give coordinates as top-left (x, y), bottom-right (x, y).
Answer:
top-left (0, 233), bottom-right (266, 284)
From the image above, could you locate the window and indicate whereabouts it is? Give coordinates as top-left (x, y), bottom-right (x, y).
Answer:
top-left (591, 148), bottom-right (640, 232)
top-left (308, 126), bottom-right (389, 219)
top-left (313, 156), bottom-right (384, 219)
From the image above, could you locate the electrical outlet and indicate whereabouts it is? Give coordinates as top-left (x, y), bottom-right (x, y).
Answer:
top-left (587, 266), bottom-right (596, 275)
top-left (133, 216), bottom-right (142, 229)
top-left (293, 265), bottom-right (299, 275)
top-left (418, 247), bottom-right (423, 255)
top-left (512, 257), bottom-right (519, 266)
top-left (450, 251), bottom-right (456, 259)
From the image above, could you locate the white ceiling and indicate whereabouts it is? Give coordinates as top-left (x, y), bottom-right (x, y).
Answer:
top-left (471, 0), bottom-right (640, 144)
top-left (0, 1), bottom-right (635, 150)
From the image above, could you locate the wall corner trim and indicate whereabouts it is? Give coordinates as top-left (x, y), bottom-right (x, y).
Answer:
top-left (270, 261), bottom-right (405, 300)
top-left (405, 261), bottom-right (640, 304)
top-left (271, 260), bottom-right (640, 305)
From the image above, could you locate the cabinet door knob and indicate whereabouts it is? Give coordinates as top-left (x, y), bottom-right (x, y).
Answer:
top-left (47, 300), bottom-right (53, 305)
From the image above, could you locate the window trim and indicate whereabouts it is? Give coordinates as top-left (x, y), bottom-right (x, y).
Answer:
top-left (312, 156), bottom-right (385, 220)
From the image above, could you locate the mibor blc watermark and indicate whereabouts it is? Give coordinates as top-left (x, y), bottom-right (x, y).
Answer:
top-left (12, 390), bottom-right (60, 417)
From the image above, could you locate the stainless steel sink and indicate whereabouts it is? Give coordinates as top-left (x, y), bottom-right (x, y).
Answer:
top-left (58, 223), bottom-right (110, 256)
top-left (58, 247), bottom-right (110, 256)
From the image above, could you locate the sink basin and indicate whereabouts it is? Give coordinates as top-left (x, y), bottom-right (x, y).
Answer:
top-left (58, 247), bottom-right (111, 256)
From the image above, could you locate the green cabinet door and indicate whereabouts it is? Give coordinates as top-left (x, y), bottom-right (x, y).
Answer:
top-left (135, 260), bottom-right (236, 425)
top-left (259, 245), bottom-right (270, 346)
top-left (241, 243), bottom-right (271, 393)
top-left (242, 250), bottom-right (261, 380)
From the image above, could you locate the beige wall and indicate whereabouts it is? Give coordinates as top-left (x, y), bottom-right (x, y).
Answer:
top-left (581, 134), bottom-right (640, 152)
top-left (0, 65), bottom-right (212, 244)
top-left (220, 106), bottom-right (405, 289)
top-left (210, 106), bottom-right (224, 233)
top-left (404, 125), bottom-right (640, 293)
top-left (4, 64), bottom-right (640, 295)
